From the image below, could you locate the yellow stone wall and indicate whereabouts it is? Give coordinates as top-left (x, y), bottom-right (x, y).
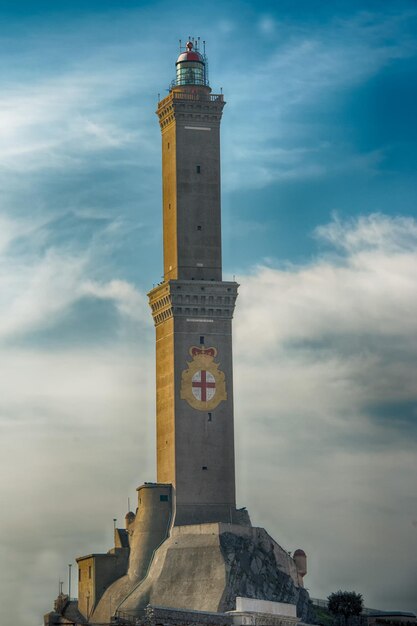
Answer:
top-left (77, 557), bottom-right (94, 619)
top-left (162, 121), bottom-right (178, 280)
top-left (155, 313), bottom-right (175, 484)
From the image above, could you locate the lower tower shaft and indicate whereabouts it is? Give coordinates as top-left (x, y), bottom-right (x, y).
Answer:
top-left (149, 278), bottom-right (238, 525)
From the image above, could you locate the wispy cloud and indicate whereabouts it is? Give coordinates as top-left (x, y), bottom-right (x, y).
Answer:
top-left (0, 213), bottom-right (146, 343)
top-left (221, 9), bottom-right (417, 189)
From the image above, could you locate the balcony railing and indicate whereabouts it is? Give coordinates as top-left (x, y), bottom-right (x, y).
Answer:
top-left (158, 91), bottom-right (224, 109)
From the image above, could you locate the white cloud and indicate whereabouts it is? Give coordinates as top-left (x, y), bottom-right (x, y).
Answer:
top-left (316, 212), bottom-right (417, 253)
top-left (236, 218), bottom-right (417, 353)
top-left (0, 247), bottom-right (86, 340)
top-left (0, 215), bottom-right (146, 342)
top-left (0, 72), bottom-right (143, 173)
top-left (82, 279), bottom-right (148, 322)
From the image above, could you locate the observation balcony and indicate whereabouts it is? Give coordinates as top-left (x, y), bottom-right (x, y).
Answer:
top-left (158, 90), bottom-right (224, 109)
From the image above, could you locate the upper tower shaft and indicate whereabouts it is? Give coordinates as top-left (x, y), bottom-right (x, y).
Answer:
top-left (156, 41), bottom-right (225, 282)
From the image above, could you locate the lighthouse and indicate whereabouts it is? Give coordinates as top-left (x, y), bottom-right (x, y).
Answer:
top-left (148, 39), bottom-right (239, 527)
top-left (45, 40), bottom-right (311, 626)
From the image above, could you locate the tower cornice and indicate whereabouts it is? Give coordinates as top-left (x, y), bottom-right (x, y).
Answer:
top-left (156, 91), bottom-right (225, 131)
top-left (148, 280), bottom-right (238, 327)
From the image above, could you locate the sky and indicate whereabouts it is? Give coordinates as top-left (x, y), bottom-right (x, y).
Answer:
top-left (0, 1), bottom-right (416, 625)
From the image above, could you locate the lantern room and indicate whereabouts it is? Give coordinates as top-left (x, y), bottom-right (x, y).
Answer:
top-left (174, 40), bottom-right (208, 87)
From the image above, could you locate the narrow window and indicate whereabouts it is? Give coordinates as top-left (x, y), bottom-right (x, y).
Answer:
top-left (208, 413), bottom-right (212, 422)
top-left (160, 494), bottom-right (169, 502)
top-left (196, 165), bottom-right (201, 174)
top-left (167, 142), bottom-right (170, 149)
top-left (88, 566), bottom-right (92, 579)
top-left (200, 336), bottom-right (204, 345)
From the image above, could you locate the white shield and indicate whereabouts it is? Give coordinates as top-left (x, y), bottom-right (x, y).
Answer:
top-left (191, 370), bottom-right (216, 402)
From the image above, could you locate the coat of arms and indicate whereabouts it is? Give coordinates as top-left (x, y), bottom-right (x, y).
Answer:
top-left (180, 346), bottom-right (227, 411)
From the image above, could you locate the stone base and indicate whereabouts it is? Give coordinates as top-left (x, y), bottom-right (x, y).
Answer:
top-left (90, 523), bottom-right (312, 624)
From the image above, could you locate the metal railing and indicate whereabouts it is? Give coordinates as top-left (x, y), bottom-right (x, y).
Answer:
top-left (114, 609), bottom-right (145, 624)
top-left (158, 91), bottom-right (223, 108)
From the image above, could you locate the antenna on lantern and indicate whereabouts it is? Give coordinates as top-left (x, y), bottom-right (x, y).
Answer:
top-left (179, 39), bottom-right (182, 51)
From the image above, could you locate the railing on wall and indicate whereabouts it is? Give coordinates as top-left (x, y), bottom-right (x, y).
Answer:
top-left (114, 608), bottom-right (145, 624)
top-left (158, 91), bottom-right (224, 108)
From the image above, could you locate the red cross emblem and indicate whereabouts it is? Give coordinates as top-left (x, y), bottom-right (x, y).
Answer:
top-left (191, 370), bottom-right (216, 402)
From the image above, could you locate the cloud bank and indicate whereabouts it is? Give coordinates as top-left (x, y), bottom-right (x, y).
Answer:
top-left (233, 213), bottom-right (417, 610)
top-left (0, 212), bottom-right (416, 625)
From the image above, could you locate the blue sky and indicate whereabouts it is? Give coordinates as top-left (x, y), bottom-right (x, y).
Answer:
top-left (0, 2), bottom-right (416, 625)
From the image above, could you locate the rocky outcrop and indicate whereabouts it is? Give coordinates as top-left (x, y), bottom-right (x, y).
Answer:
top-left (219, 531), bottom-right (313, 622)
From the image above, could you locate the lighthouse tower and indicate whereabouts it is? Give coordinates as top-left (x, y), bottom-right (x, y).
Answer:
top-left (149, 40), bottom-right (239, 526)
